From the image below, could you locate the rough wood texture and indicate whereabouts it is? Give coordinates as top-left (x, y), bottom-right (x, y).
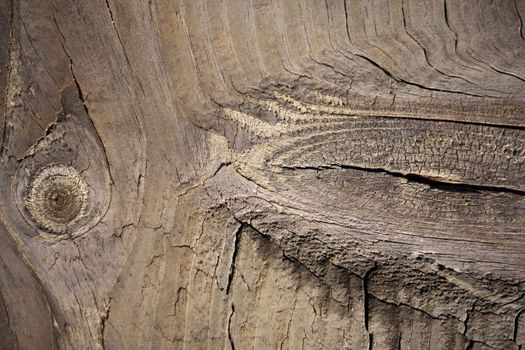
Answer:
top-left (0, 0), bottom-right (524, 349)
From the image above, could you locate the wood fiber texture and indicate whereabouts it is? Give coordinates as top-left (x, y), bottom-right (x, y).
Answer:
top-left (0, 0), bottom-right (524, 349)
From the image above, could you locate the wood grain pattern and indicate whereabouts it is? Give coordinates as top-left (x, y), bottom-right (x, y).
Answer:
top-left (0, 0), bottom-right (524, 349)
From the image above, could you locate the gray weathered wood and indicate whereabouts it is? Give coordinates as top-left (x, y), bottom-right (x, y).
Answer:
top-left (0, 0), bottom-right (524, 349)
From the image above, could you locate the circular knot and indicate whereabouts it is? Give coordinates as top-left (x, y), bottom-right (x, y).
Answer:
top-left (25, 164), bottom-right (89, 234)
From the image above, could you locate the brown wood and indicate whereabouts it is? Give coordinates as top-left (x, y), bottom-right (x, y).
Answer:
top-left (0, 0), bottom-right (524, 349)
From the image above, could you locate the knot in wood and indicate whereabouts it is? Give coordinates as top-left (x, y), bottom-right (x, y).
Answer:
top-left (24, 164), bottom-right (88, 234)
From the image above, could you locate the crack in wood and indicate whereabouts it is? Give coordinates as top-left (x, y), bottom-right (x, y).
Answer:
top-left (227, 303), bottom-right (236, 350)
top-left (225, 223), bottom-right (242, 295)
top-left (281, 164), bottom-right (525, 195)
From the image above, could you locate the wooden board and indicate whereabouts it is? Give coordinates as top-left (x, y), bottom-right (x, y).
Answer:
top-left (0, 0), bottom-right (524, 349)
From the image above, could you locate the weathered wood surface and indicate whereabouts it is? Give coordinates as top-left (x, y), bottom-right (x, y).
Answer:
top-left (0, 0), bottom-right (524, 349)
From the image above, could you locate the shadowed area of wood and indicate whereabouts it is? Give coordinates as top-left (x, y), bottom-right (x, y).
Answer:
top-left (0, 0), bottom-right (524, 349)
